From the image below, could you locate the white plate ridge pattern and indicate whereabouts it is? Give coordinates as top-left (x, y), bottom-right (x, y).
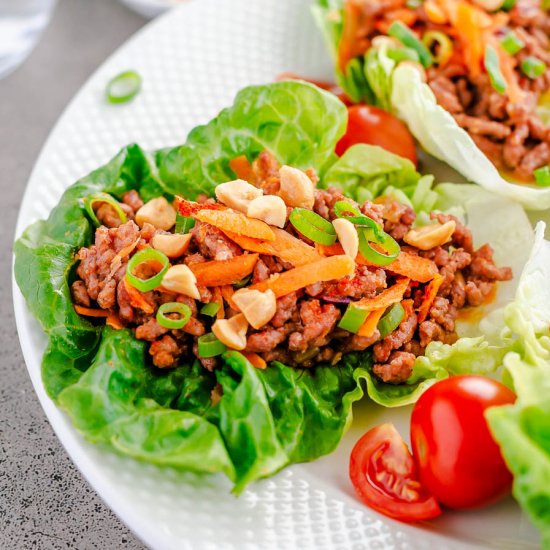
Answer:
top-left (13, 0), bottom-right (539, 549)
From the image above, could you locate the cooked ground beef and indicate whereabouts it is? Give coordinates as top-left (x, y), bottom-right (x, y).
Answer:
top-left (347, 0), bottom-right (550, 181)
top-left (72, 158), bottom-right (512, 382)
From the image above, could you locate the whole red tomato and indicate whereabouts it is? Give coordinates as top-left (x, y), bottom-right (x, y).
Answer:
top-left (410, 375), bottom-right (516, 509)
top-left (335, 105), bottom-right (418, 164)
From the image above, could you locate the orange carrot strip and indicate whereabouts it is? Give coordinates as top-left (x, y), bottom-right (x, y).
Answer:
top-left (338, 0), bottom-right (368, 72)
top-left (424, 1), bottom-right (448, 24)
top-left (74, 305), bottom-right (109, 318)
top-left (249, 255), bottom-right (356, 298)
top-left (211, 287), bottom-right (225, 319)
top-left (123, 277), bottom-right (155, 314)
top-left (194, 209), bottom-right (275, 241)
top-left (241, 351), bottom-right (267, 370)
top-left (175, 197), bottom-right (225, 217)
top-left (229, 156), bottom-right (254, 182)
top-left (454, 1), bottom-right (489, 79)
top-left (417, 273), bottom-right (444, 323)
top-left (355, 278), bottom-right (411, 312)
top-left (357, 308), bottom-right (386, 338)
top-left (189, 254), bottom-right (259, 287)
top-left (317, 243), bottom-right (437, 283)
top-left (106, 311), bottom-right (124, 329)
top-left (224, 227), bottom-right (322, 267)
top-left (220, 285), bottom-right (238, 310)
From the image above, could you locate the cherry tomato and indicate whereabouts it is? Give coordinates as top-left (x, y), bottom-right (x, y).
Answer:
top-left (335, 105), bottom-right (418, 165)
top-left (349, 423), bottom-right (442, 522)
top-left (410, 375), bottom-right (516, 510)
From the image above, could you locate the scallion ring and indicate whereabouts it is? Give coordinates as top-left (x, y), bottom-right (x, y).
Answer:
top-left (334, 200), bottom-right (362, 218)
top-left (422, 31), bottom-right (453, 66)
top-left (156, 302), bottom-right (192, 330)
top-left (358, 227), bottom-right (400, 266)
top-left (534, 165), bottom-right (550, 187)
top-left (197, 333), bottom-right (227, 357)
top-left (484, 45), bottom-right (507, 95)
top-left (201, 302), bottom-right (221, 317)
top-left (106, 70), bottom-right (142, 104)
top-left (386, 47), bottom-right (420, 64)
top-left (338, 304), bottom-right (370, 333)
top-left (125, 248), bottom-right (169, 292)
top-left (500, 31), bottom-right (524, 55)
top-left (388, 21), bottom-right (434, 68)
top-left (289, 208), bottom-right (337, 245)
top-left (521, 57), bottom-right (546, 79)
top-left (377, 303), bottom-right (405, 339)
top-left (82, 193), bottom-right (127, 227)
top-left (234, 275), bottom-right (252, 289)
top-left (175, 214), bottom-right (195, 234)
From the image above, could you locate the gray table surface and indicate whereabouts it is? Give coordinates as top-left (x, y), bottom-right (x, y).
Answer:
top-left (0, 1), bottom-right (150, 548)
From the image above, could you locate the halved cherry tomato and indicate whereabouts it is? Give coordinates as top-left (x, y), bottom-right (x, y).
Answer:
top-left (410, 375), bottom-right (516, 510)
top-left (335, 105), bottom-right (418, 165)
top-left (349, 423), bottom-right (442, 522)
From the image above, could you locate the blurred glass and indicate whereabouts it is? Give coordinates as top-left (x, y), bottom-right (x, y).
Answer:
top-left (0, 0), bottom-right (56, 79)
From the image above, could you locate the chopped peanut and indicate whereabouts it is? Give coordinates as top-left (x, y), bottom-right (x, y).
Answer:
top-left (232, 288), bottom-right (277, 329)
top-left (161, 264), bottom-right (200, 299)
top-left (332, 218), bottom-right (359, 260)
top-left (215, 179), bottom-right (263, 213)
top-left (212, 313), bottom-right (249, 350)
top-left (135, 197), bottom-right (176, 231)
top-left (279, 165), bottom-right (315, 209)
top-left (403, 220), bottom-right (456, 251)
top-left (247, 195), bottom-right (287, 228)
top-left (152, 233), bottom-right (192, 258)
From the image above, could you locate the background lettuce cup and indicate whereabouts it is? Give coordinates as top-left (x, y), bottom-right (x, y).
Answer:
top-left (314, 0), bottom-right (550, 211)
top-left (13, 81), bottom-right (550, 542)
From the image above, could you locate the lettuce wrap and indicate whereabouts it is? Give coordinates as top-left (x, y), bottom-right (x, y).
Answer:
top-left (13, 81), bottom-right (546, 503)
top-left (314, 0), bottom-right (550, 211)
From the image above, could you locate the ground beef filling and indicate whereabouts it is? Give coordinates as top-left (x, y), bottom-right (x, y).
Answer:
top-left (72, 166), bottom-right (512, 383)
top-left (352, 0), bottom-right (550, 181)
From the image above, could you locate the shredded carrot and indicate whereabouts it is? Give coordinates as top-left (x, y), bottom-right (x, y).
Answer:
top-left (224, 227), bottom-right (322, 267)
top-left (338, 0), bottom-right (369, 72)
top-left (123, 277), bottom-right (155, 314)
top-left (357, 308), bottom-right (386, 337)
top-left (377, 9), bottom-right (417, 33)
top-left (220, 285), bottom-right (238, 310)
top-left (417, 273), bottom-right (444, 323)
top-left (194, 209), bottom-right (275, 241)
top-left (424, 1), bottom-right (448, 24)
top-left (189, 254), bottom-right (259, 287)
top-left (229, 156), bottom-right (254, 182)
top-left (355, 278), bottom-right (410, 312)
top-left (250, 255), bottom-right (356, 298)
top-left (106, 311), bottom-right (124, 329)
top-left (317, 243), bottom-right (437, 283)
top-left (109, 237), bottom-right (141, 278)
top-left (454, 1), bottom-right (488, 79)
top-left (241, 351), bottom-right (267, 370)
top-left (211, 287), bottom-right (225, 319)
top-left (74, 305), bottom-right (109, 318)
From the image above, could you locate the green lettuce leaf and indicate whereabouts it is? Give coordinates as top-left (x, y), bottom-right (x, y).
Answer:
top-left (157, 81), bottom-right (347, 198)
top-left (486, 224), bottom-right (550, 548)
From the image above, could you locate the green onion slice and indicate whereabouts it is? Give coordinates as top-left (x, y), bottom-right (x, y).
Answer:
top-left (338, 303), bottom-right (370, 333)
top-left (233, 275), bottom-right (252, 289)
top-left (156, 302), bottom-right (192, 330)
top-left (388, 21), bottom-right (434, 68)
top-left (422, 31), bottom-right (453, 66)
top-left (126, 248), bottom-right (169, 292)
top-left (82, 193), bottom-right (127, 227)
top-left (484, 45), bottom-right (507, 95)
top-left (500, 31), bottom-right (524, 55)
top-left (501, 0), bottom-right (516, 10)
top-left (358, 228), bottom-right (400, 267)
top-left (534, 165), bottom-right (550, 187)
top-left (289, 208), bottom-right (337, 245)
top-left (201, 302), bottom-right (221, 317)
top-left (106, 70), bottom-right (142, 104)
top-left (386, 47), bottom-right (420, 64)
top-left (377, 303), bottom-right (405, 340)
top-left (197, 333), bottom-right (227, 357)
top-left (521, 57), bottom-right (546, 79)
top-left (175, 214), bottom-right (195, 234)
top-left (334, 200), bottom-right (362, 218)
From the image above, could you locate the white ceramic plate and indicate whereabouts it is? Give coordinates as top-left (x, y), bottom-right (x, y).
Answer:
top-left (12, 0), bottom-right (541, 548)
